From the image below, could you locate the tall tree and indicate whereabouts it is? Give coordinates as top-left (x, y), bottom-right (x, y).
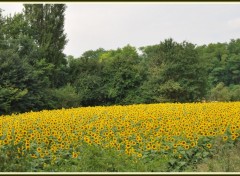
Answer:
top-left (68, 49), bottom-right (106, 106)
top-left (140, 39), bottom-right (208, 103)
top-left (0, 9), bottom-right (6, 49)
top-left (23, 4), bottom-right (68, 87)
top-left (0, 10), bottom-right (56, 114)
top-left (100, 45), bottom-right (145, 105)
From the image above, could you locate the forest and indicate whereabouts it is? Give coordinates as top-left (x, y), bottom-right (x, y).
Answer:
top-left (1, 4), bottom-right (240, 115)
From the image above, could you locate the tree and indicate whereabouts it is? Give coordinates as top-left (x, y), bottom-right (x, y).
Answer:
top-left (0, 46), bottom-right (54, 114)
top-left (68, 46), bottom-right (145, 106)
top-left (229, 85), bottom-right (240, 101)
top-left (23, 4), bottom-right (68, 87)
top-left (0, 11), bottom-right (55, 114)
top-left (0, 8), bottom-right (5, 47)
top-left (100, 45), bottom-right (145, 105)
top-left (197, 43), bottom-right (229, 88)
top-left (51, 83), bottom-right (80, 109)
top-left (198, 40), bottom-right (240, 88)
top-left (225, 55), bottom-right (240, 85)
top-left (140, 39), bottom-right (208, 103)
top-left (1, 12), bottom-right (43, 66)
top-left (228, 39), bottom-right (240, 55)
top-left (0, 48), bottom-right (29, 114)
top-left (68, 49), bottom-right (106, 106)
top-left (208, 82), bottom-right (231, 101)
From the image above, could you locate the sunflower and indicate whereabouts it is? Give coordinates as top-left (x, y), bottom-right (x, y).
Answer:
top-left (206, 143), bottom-right (212, 149)
top-left (181, 141), bottom-right (186, 146)
top-left (223, 136), bottom-right (228, 141)
top-left (164, 145), bottom-right (170, 150)
top-left (190, 142), bottom-right (196, 147)
top-left (45, 150), bottom-right (49, 156)
top-left (72, 152), bottom-right (78, 158)
top-left (151, 144), bottom-right (157, 150)
top-left (184, 145), bottom-right (190, 150)
top-left (231, 135), bottom-right (237, 141)
top-left (37, 147), bottom-right (42, 153)
top-left (31, 154), bottom-right (37, 158)
top-left (3, 139), bottom-right (8, 145)
top-left (126, 144), bottom-right (131, 149)
top-left (178, 154), bottom-right (182, 159)
top-left (25, 142), bottom-right (30, 150)
top-left (146, 144), bottom-right (151, 150)
top-left (40, 153), bottom-right (45, 158)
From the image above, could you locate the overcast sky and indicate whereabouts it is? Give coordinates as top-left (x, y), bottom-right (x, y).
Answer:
top-left (1, 2), bottom-right (240, 57)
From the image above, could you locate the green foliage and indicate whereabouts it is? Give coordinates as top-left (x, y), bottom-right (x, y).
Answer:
top-left (198, 40), bottom-right (240, 89)
top-left (102, 45), bottom-right (145, 105)
top-left (0, 86), bottom-right (28, 114)
top-left (66, 38), bottom-right (240, 106)
top-left (140, 39), bottom-right (207, 103)
top-left (0, 5), bottom-right (68, 114)
top-left (68, 50), bottom-right (106, 106)
top-left (0, 48), bottom-right (29, 114)
top-left (23, 4), bottom-right (68, 87)
top-left (23, 4), bottom-right (67, 65)
top-left (69, 46), bottom-right (145, 106)
top-left (209, 84), bottom-right (240, 102)
top-left (75, 73), bottom-right (105, 106)
top-left (0, 145), bottom-right (31, 172)
top-left (0, 142), bottom-right (168, 172)
top-left (229, 85), bottom-right (240, 101)
top-left (51, 83), bottom-right (80, 109)
top-left (2, 137), bottom-right (240, 172)
top-left (192, 139), bottom-right (240, 172)
top-left (2, 4), bottom-right (240, 114)
top-left (0, 46), bottom-right (55, 114)
top-left (208, 82), bottom-right (231, 101)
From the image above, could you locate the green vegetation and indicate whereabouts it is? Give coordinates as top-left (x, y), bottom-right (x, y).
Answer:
top-left (1, 137), bottom-right (240, 172)
top-left (1, 4), bottom-right (240, 172)
top-left (1, 4), bottom-right (240, 115)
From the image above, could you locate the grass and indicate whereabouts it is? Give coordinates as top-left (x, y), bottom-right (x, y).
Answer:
top-left (182, 138), bottom-right (240, 172)
top-left (195, 142), bottom-right (240, 172)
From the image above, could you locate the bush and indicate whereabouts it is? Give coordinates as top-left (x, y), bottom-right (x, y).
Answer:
top-left (51, 83), bottom-right (81, 109)
top-left (208, 82), bottom-right (231, 101)
top-left (230, 85), bottom-right (240, 101)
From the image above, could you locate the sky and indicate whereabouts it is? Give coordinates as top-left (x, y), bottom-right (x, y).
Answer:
top-left (1, 2), bottom-right (240, 57)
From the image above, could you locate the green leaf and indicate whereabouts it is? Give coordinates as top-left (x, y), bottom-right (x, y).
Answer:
top-left (179, 161), bottom-right (187, 167)
top-left (179, 150), bottom-right (186, 155)
top-left (0, 135), bottom-right (4, 140)
top-left (195, 152), bottom-right (202, 158)
top-left (203, 151), bottom-right (209, 158)
top-left (169, 159), bottom-right (176, 166)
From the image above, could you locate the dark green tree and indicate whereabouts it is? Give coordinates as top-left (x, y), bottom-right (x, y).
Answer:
top-left (23, 4), bottom-right (68, 87)
top-left (0, 10), bottom-right (55, 114)
top-left (68, 49), bottom-right (106, 106)
top-left (0, 8), bottom-right (5, 47)
top-left (100, 45), bottom-right (145, 105)
top-left (197, 43), bottom-right (229, 87)
top-left (0, 46), bottom-right (54, 114)
top-left (140, 39), bottom-right (208, 102)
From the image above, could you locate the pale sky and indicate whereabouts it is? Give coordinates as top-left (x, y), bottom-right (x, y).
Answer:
top-left (1, 2), bottom-right (240, 57)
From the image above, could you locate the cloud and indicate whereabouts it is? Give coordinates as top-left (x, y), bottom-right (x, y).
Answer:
top-left (1, 3), bottom-right (240, 57)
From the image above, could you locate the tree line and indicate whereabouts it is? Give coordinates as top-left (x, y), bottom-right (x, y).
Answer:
top-left (1, 4), bottom-right (240, 115)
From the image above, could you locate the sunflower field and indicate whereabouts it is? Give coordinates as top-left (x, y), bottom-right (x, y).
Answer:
top-left (0, 102), bottom-right (240, 172)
